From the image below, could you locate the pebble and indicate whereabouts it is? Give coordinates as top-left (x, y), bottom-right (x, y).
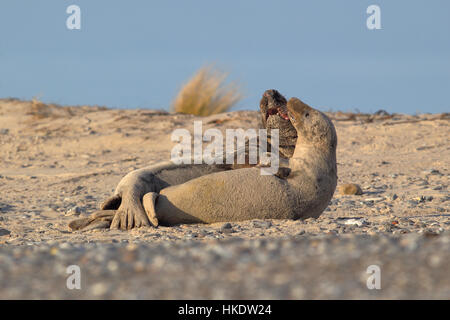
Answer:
top-left (364, 197), bottom-right (384, 202)
top-left (221, 222), bottom-right (232, 230)
top-left (252, 220), bottom-right (272, 229)
top-left (422, 169), bottom-right (441, 175)
top-left (338, 183), bottom-right (363, 195)
top-left (65, 206), bottom-right (85, 216)
top-left (340, 218), bottom-right (369, 227)
top-left (0, 228), bottom-right (11, 236)
top-left (220, 223), bottom-right (233, 234)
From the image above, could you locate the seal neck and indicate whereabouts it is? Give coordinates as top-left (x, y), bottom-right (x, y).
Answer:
top-left (293, 142), bottom-right (335, 159)
top-left (291, 143), bottom-right (336, 174)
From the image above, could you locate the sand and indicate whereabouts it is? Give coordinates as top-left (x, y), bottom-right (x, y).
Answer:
top-left (0, 98), bottom-right (448, 299)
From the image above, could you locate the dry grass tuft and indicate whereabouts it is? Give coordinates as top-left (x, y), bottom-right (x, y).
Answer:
top-left (26, 97), bottom-right (75, 120)
top-left (27, 97), bottom-right (54, 119)
top-left (171, 66), bottom-right (243, 116)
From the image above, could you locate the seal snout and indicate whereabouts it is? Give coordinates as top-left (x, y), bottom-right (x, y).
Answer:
top-left (287, 97), bottom-right (310, 115)
top-left (287, 97), bottom-right (312, 127)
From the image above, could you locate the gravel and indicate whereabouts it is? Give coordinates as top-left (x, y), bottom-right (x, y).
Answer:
top-left (0, 233), bottom-right (449, 299)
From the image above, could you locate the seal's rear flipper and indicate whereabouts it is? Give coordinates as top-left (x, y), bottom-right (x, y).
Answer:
top-left (68, 210), bottom-right (116, 231)
top-left (142, 192), bottom-right (159, 227)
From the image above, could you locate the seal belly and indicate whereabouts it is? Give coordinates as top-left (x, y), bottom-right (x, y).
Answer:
top-left (156, 168), bottom-right (297, 225)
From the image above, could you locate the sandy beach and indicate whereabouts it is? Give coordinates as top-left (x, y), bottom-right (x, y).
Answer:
top-left (0, 98), bottom-right (448, 299)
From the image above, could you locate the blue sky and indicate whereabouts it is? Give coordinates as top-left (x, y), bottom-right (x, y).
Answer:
top-left (0, 0), bottom-right (449, 114)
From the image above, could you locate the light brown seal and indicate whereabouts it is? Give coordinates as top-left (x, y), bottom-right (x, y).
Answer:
top-left (138, 97), bottom-right (338, 225)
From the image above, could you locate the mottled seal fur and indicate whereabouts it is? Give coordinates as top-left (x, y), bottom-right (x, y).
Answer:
top-left (260, 89), bottom-right (298, 158)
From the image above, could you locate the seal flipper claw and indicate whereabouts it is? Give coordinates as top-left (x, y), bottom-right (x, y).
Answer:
top-left (142, 192), bottom-right (159, 227)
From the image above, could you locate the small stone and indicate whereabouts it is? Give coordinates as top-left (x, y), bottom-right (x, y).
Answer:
top-left (252, 220), bottom-right (272, 228)
top-left (364, 197), bottom-right (384, 202)
top-left (341, 218), bottom-right (368, 227)
top-left (390, 220), bottom-right (399, 226)
top-left (338, 183), bottom-right (363, 195)
top-left (65, 206), bottom-right (85, 216)
top-left (422, 169), bottom-right (441, 175)
top-left (220, 223), bottom-right (233, 234)
top-left (391, 194), bottom-right (398, 201)
top-left (221, 222), bottom-right (232, 230)
top-left (0, 228), bottom-right (11, 236)
top-left (362, 201), bottom-right (375, 207)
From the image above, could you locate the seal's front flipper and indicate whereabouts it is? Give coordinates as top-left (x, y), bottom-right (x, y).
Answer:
top-left (68, 210), bottom-right (116, 231)
top-left (142, 192), bottom-right (159, 227)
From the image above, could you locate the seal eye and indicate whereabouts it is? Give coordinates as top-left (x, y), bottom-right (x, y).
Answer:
top-left (305, 113), bottom-right (310, 118)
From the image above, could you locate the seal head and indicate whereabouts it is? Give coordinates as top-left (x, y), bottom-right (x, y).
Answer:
top-left (260, 89), bottom-right (298, 158)
top-left (287, 97), bottom-right (337, 152)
